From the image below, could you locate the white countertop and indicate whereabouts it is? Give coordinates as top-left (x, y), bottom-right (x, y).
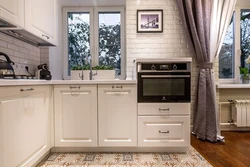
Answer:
top-left (0, 79), bottom-right (137, 86)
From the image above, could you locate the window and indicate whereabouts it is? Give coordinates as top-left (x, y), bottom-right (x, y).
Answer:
top-left (219, 6), bottom-right (250, 82)
top-left (219, 14), bottom-right (235, 78)
top-left (63, 7), bottom-right (125, 79)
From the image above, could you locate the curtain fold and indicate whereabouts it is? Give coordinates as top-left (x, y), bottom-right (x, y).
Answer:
top-left (177, 0), bottom-right (236, 142)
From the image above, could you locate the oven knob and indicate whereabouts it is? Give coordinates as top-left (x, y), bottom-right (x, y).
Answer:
top-left (173, 64), bottom-right (177, 70)
top-left (151, 65), bottom-right (156, 70)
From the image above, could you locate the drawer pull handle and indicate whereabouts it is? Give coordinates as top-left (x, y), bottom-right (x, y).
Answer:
top-left (42, 34), bottom-right (50, 39)
top-left (20, 88), bottom-right (34, 92)
top-left (70, 86), bottom-right (80, 89)
top-left (159, 108), bottom-right (170, 111)
top-left (112, 86), bottom-right (123, 89)
top-left (159, 130), bottom-right (169, 134)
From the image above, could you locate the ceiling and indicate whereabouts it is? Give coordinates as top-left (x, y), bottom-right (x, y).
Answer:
top-left (59, 0), bottom-right (125, 6)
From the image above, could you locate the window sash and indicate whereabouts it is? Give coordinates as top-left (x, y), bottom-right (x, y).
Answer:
top-left (62, 7), bottom-right (125, 80)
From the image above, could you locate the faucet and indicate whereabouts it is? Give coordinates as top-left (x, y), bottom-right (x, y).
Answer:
top-left (89, 58), bottom-right (97, 80)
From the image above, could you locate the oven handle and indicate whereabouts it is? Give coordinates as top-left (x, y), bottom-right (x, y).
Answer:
top-left (141, 75), bottom-right (190, 78)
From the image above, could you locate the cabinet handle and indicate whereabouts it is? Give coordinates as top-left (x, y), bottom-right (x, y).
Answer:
top-left (159, 108), bottom-right (170, 111)
top-left (112, 86), bottom-right (123, 89)
top-left (159, 130), bottom-right (169, 134)
top-left (20, 88), bottom-right (34, 92)
top-left (42, 34), bottom-right (50, 40)
top-left (70, 86), bottom-right (80, 89)
top-left (105, 91), bottom-right (129, 95)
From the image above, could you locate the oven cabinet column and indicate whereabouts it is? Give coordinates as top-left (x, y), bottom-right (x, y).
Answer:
top-left (0, 86), bottom-right (52, 167)
top-left (98, 84), bottom-right (137, 146)
top-left (54, 85), bottom-right (98, 147)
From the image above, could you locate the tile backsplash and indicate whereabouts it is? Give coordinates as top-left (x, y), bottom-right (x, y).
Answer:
top-left (0, 32), bottom-right (44, 75)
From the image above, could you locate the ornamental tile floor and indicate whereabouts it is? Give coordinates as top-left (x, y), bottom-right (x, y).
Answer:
top-left (37, 147), bottom-right (212, 167)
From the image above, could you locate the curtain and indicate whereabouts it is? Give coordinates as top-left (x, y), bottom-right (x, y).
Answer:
top-left (177, 0), bottom-right (235, 142)
top-left (210, 0), bottom-right (236, 138)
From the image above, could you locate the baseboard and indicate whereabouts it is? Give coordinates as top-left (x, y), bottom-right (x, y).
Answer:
top-left (51, 147), bottom-right (189, 153)
top-left (220, 125), bottom-right (250, 131)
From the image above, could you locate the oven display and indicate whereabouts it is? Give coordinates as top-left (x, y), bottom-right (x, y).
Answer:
top-left (160, 65), bottom-right (168, 70)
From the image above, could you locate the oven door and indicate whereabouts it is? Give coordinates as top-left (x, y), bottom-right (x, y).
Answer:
top-left (137, 72), bottom-right (190, 103)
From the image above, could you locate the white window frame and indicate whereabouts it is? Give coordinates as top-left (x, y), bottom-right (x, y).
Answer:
top-left (219, 5), bottom-right (250, 84)
top-left (62, 7), bottom-right (125, 80)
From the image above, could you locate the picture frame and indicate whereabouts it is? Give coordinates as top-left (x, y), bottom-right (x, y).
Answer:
top-left (137, 10), bottom-right (163, 33)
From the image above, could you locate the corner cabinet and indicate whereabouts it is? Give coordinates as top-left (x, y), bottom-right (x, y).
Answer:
top-left (25, 0), bottom-right (58, 45)
top-left (0, 86), bottom-right (52, 167)
top-left (98, 85), bottom-right (137, 147)
top-left (54, 85), bottom-right (98, 147)
top-left (0, 0), bottom-right (24, 28)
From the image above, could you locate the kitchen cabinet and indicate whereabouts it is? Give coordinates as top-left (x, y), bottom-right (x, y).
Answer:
top-left (0, 86), bottom-right (52, 167)
top-left (138, 116), bottom-right (190, 147)
top-left (138, 103), bottom-right (190, 147)
top-left (54, 85), bottom-right (98, 147)
top-left (0, 0), bottom-right (24, 28)
top-left (25, 0), bottom-right (58, 45)
top-left (98, 85), bottom-right (137, 146)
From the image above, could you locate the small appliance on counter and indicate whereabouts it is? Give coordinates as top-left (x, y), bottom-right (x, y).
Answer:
top-left (35, 63), bottom-right (52, 80)
top-left (0, 52), bottom-right (15, 79)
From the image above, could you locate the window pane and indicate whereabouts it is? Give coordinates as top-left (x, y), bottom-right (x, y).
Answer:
top-left (219, 15), bottom-right (235, 78)
top-left (68, 12), bottom-right (90, 75)
top-left (241, 10), bottom-right (250, 69)
top-left (98, 12), bottom-right (121, 75)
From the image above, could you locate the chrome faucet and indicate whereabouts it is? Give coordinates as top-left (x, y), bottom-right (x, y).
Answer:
top-left (89, 58), bottom-right (97, 80)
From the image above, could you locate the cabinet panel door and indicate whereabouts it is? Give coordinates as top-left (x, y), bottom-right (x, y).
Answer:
top-left (25, 0), bottom-right (57, 45)
top-left (98, 85), bottom-right (137, 146)
top-left (138, 116), bottom-right (190, 147)
top-left (0, 86), bottom-right (51, 167)
top-left (0, 0), bottom-right (24, 28)
top-left (54, 85), bottom-right (97, 147)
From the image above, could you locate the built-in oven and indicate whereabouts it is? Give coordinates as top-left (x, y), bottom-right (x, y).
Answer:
top-left (137, 60), bottom-right (191, 103)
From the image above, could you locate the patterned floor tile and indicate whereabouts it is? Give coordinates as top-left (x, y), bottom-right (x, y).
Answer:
top-left (37, 147), bottom-right (212, 167)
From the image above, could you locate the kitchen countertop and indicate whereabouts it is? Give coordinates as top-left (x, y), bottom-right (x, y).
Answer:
top-left (0, 79), bottom-right (137, 86)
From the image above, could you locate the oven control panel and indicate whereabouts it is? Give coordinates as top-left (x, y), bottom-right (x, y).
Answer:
top-left (140, 63), bottom-right (188, 71)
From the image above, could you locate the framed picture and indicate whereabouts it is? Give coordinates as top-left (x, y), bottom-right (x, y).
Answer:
top-left (137, 10), bottom-right (163, 33)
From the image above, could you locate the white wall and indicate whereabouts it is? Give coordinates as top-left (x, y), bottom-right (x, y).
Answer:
top-left (49, 0), bottom-right (64, 80)
top-left (125, 0), bottom-right (194, 78)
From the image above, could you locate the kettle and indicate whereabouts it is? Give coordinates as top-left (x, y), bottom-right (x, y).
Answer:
top-left (0, 52), bottom-right (15, 78)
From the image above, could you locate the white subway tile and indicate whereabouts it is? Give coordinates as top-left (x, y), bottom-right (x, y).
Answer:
top-left (8, 43), bottom-right (19, 51)
top-left (0, 32), bottom-right (14, 43)
top-left (0, 40), bottom-right (7, 48)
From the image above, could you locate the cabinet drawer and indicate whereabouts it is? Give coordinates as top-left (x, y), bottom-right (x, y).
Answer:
top-left (138, 103), bottom-right (190, 116)
top-left (138, 116), bottom-right (190, 147)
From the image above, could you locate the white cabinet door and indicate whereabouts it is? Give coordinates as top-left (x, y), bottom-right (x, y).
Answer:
top-left (138, 116), bottom-right (190, 147)
top-left (25, 0), bottom-right (58, 45)
top-left (0, 0), bottom-right (24, 28)
top-left (0, 86), bottom-right (51, 167)
top-left (98, 85), bottom-right (137, 147)
top-left (54, 85), bottom-right (97, 147)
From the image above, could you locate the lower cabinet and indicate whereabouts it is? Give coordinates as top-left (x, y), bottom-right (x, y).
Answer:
top-left (54, 85), bottom-right (98, 147)
top-left (138, 116), bottom-right (190, 147)
top-left (98, 85), bottom-right (137, 146)
top-left (0, 86), bottom-right (52, 167)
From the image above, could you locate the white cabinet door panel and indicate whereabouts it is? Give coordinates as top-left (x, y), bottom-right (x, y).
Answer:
top-left (54, 85), bottom-right (97, 147)
top-left (0, 0), bottom-right (24, 28)
top-left (0, 86), bottom-right (51, 167)
top-left (98, 85), bottom-right (137, 147)
top-left (138, 116), bottom-right (190, 147)
top-left (25, 0), bottom-right (57, 45)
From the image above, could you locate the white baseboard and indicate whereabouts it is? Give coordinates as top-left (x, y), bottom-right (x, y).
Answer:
top-left (51, 147), bottom-right (189, 153)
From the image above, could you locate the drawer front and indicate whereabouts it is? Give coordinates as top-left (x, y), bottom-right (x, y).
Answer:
top-left (138, 116), bottom-right (190, 147)
top-left (138, 103), bottom-right (190, 116)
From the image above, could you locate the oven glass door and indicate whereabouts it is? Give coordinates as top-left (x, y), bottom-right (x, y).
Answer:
top-left (138, 72), bottom-right (190, 103)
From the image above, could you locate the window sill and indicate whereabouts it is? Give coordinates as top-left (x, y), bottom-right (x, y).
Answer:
top-left (217, 83), bottom-right (250, 89)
